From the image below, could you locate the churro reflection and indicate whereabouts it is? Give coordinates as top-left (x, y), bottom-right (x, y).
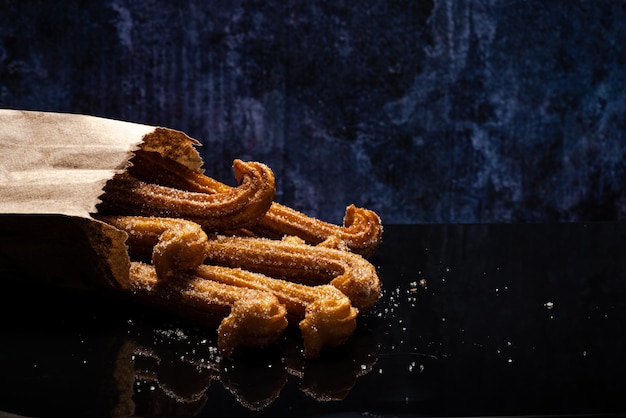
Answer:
top-left (280, 329), bottom-right (379, 401)
top-left (125, 321), bottom-right (378, 413)
top-left (0, 304), bottom-right (377, 417)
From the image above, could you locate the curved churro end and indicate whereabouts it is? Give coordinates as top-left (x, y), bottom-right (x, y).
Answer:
top-left (329, 254), bottom-right (381, 312)
top-left (152, 220), bottom-right (209, 279)
top-left (232, 159), bottom-right (273, 187)
top-left (250, 202), bottom-right (382, 257)
top-left (97, 215), bottom-right (209, 280)
top-left (193, 258), bottom-right (360, 358)
top-left (97, 159), bottom-right (276, 232)
top-left (298, 285), bottom-right (358, 359)
top-left (342, 204), bottom-right (384, 257)
top-left (128, 262), bottom-right (288, 358)
top-left (230, 159), bottom-right (276, 225)
top-left (218, 294), bottom-right (288, 357)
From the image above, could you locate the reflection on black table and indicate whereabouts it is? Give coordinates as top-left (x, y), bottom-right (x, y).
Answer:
top-left (1, 223), bottom-right (626, 417)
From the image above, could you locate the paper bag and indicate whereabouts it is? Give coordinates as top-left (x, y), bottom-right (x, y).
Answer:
top-left (0, 109), bottom-right (204, 291)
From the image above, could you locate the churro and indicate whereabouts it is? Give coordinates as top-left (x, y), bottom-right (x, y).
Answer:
top-left (129, 262), bottom-right (288, 357)
top-left (127, 150), bottom-right (382, 255)
top-left (97, 159), bottom-right (275, 232)
top-left (193, 265), bottom-right (357, 358)
top-left (203, 234), bottom-right (381, 311)
top-left (98, 215), bottom-right (209, 279)
top-left (103, 215), bottom-right (359, 358)
top-left (95, 148), bottom-right (383, 357)
top-left (250, 203), bottom-right (383, 257)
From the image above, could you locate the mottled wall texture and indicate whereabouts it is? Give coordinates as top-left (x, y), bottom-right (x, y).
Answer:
top-left (1, 1), bottom-right (625, 224)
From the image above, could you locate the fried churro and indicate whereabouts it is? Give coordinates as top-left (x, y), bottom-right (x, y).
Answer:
top-left (95, 146), bottom-right (384, 358)
top-left (193, 265), bottom-right (357, 358)
top-left (97, 159), bottom-right (275, 232)
top-left (97, 215), bottom-right (209, 279)
top-left (129, 262), bottom-right (288, 357)
top-left (127, 150), bottom-right (382, 256)
top-left (203, 235), bottom-right (381, 311)
top-left (104, 215), bottom-right (359, 358)
top-left (250, 203), bottom-right (383, 257)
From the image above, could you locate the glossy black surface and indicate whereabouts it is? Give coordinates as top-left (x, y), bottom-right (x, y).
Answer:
top-left (1, 223), bottom-right (626, 417)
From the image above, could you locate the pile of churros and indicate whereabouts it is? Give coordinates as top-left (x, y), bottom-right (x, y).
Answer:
top-left (95, 148), bottom-right (383, 359)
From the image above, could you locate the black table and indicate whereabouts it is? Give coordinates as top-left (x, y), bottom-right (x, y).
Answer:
top-left (1, 223), bottom-right (625, 417)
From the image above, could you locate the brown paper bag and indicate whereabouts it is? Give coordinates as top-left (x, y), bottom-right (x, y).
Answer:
top-left (0, 109), bottom-right (204, 292)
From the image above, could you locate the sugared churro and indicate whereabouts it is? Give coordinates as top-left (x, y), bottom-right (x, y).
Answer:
top-left (95, 147), bottom-right (383, 358)
top-left (193, 265), bottom-right (357, 358)
top-left (97, 215), bottom-right (209, 280)
top-left (129, 262), bottom-right (288, 357)
top-left (250, 203), bottom-right (383, 257)
top-left (97, 159), bottom-right (276, 232)
top-left (104, 215), bottom-right (359, 358)
top-left (203, 234), bottom-right (381, 311)
top-left (127, 150), bottom-right (382, 256)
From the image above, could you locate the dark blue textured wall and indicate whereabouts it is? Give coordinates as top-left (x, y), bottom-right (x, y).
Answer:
top-left (1, 1), bottom-right (625, 224)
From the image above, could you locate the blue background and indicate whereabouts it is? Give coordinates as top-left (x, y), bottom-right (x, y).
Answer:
top-left (1, 0), bottom-right (625, 224)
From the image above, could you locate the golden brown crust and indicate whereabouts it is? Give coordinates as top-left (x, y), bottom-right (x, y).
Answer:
top-left (250, 203), bottom-right (383, 257)
top-left (95, 148), bottom-right (383, 358)
top-left (102, 214), bottom-right (359, 358)
top-left (127, 150), bottom-right (383, 255)
top-left (97, 159), bottom-right (276, 232)
top-left (193, 265), bottom-right (357, 358)
top-left (203, 234), bottom-right (381, 311)
top-left (97, 215), bottom-right (209, 280)
top-left (129, 261), bottom-right (288, 357)
top-left (105, 213), bottom-right (380, 313)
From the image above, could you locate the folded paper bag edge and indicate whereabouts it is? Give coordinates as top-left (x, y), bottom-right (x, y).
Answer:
top-left (0, 109), bottom-right (205, 291)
